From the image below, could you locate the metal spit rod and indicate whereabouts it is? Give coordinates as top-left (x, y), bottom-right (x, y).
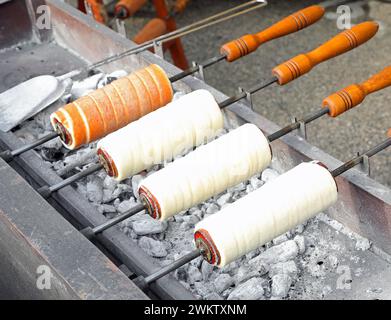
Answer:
top-left (80, 203), bottom-right (145, 239)
top-left (267, 107), bottom-right (330, 142)
top-left (331, 137), bottom-right (391, 177)
top-left (0, 131), bottom-right (58, 162)
top-left (84, 0), bottom-right (266, 72)
top-left (126, 135), bottom-right (391, 290)
top-left (133, 249), bottom-right (202, 290)
top-left (37, 163), bottom-right (103, 198)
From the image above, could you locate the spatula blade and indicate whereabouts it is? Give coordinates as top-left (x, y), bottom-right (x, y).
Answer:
top-left (0, 75), bottom-right (66, 132)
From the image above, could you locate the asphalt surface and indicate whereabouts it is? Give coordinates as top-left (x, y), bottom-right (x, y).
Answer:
top-left (166, 0), bottom-right (390, 187)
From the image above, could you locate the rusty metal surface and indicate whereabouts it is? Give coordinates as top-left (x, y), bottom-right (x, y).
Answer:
top-left (0, 158), bottom-right (148, 300)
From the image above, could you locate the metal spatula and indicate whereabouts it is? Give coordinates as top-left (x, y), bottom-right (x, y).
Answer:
top-left (0, 71), bottom-right (77, 132)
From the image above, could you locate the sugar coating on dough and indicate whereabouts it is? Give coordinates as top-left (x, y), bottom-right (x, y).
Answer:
top-left (97, 89), bottom-right (224, 181)
top-left (194, 161), bottom-right (338, 267)
top-left (139, 123), bottom-right (272, 220)
top-left (50, 64), bottom-right (172, 150)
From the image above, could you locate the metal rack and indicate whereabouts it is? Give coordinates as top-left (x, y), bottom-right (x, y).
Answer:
top-left (0, 0), bottom-right (390, 299)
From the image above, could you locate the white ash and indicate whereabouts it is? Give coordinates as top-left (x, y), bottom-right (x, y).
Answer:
top-left (204, 292), bottom-right (223, 300)
top-left (187, 265), bottom-right (203, 285)
top-left (200, 260), bottom-right (214, 281)
top-left (138, 236), bottom-right (168, 258)
top-left (214, 274), bottom-right (234, 294)
top-left (261, 168), bottom-right (279, 183)
top-left (227, 278), bottom-right (265, 300)
top-left (293, 235), bottom-right (307, 255)
top-left (249, 240), bottom-right (299, 266)
top-left (116, 199), bottom-right (135, 213)
top-left (70, 70), bottom-right (127, 99)
top-left (71, 73), bottom-right (104, 99)
top-left (132, 217), bottom-right (167, 236)
top-left (316, 213), bottom-right (372, 252)
top-left (97, 70), bottom-right (127, 88)
top-left (272, 234), bottom-right (290, 246)
top-left (132, 174), bottom-right (145, 200)
top-left (271, 274), bottom-right (293, 299)
top-left (86, 176), bottom-right (104, 203)
top-left (269, 261), bottom-right (298, 279)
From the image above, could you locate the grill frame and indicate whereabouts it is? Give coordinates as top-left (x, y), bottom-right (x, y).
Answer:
top-left (0, 0), bottom-right (390, 299)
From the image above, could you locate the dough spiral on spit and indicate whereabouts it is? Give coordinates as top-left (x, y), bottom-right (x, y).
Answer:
top-left (97, 90), bottom-right (224, 181)
top-left (194, 162), bottom-right (338, 267)
top-left (50, 64), bottom-right (173, 150)
top-left (139, 124), bottom-right (272, 220)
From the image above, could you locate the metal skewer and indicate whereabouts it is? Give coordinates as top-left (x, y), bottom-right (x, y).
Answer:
top-left (132, 249), bottom-right (202, 290)
top-left (80, 203), bottom-right (146, 239)
top-left (0, 131), bottom-right (59, 162)
top-left (85, 0), bottom-right (266, 72)
top-left (126, 135), bottom-right (391, 291)
top-left (330, 137), bottom-right (391, 177)
top-left (37, 163), bottom-right (103, 198)
top-left (267, 108), bottom-right (330, 142)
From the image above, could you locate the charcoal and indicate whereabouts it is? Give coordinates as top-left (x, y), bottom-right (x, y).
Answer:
top-left (117, 199), bottom-right (136, 213)
top-left (187, 265), bottom-right (202, 284)
top-left (138, 237), bottom-right (167, 258)
top-left (269, 261), bottom-right (298, 279)
top-left (132, 217), bottom-right (167, 235)
top-left (216, 193), bottom-right (232, 207)
top-left (261, 168), bottom-right (279, 183)
top-left (250, 240), bottom-right (299, 266)
top-left (293, 235), bottom-right (307, 254)
top-left (271, 274), bottom-right (293, 298)
top-left (227, 278), bottom-right (265, 300)
top-left (214, 274), bottom-right (234, 294)
top-left (86, 177), bottom-right (104, 203)
top-left (201, 260), bottom-right (214, 281)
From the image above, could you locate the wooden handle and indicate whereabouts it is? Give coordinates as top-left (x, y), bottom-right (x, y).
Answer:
top-left (273, 21), bottom-right (379, 85)
top-left (323, 66), bottom-right (391, 117)
top-left (115, 0), bottom-right (147, 18)
top-left (388, 128), bottom-right (391, 138)
top-left (221, 5), bottom-right (325, 62)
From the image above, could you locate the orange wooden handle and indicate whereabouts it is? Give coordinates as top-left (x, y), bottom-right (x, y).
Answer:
top-left (220, 5), bottom-right (325, 62)
top-left (115, 0), bottom-right (147, 18)
top-left (133, 18), bottom-right (168, 44)
top-left (174, 0), bottom-right (190, 13)
top-left (273, 21), bottom-right (379, 85)
top-left (388, 128), bottom-right (391, 138)
top-left (323, 66), bottom-right (391, 117)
